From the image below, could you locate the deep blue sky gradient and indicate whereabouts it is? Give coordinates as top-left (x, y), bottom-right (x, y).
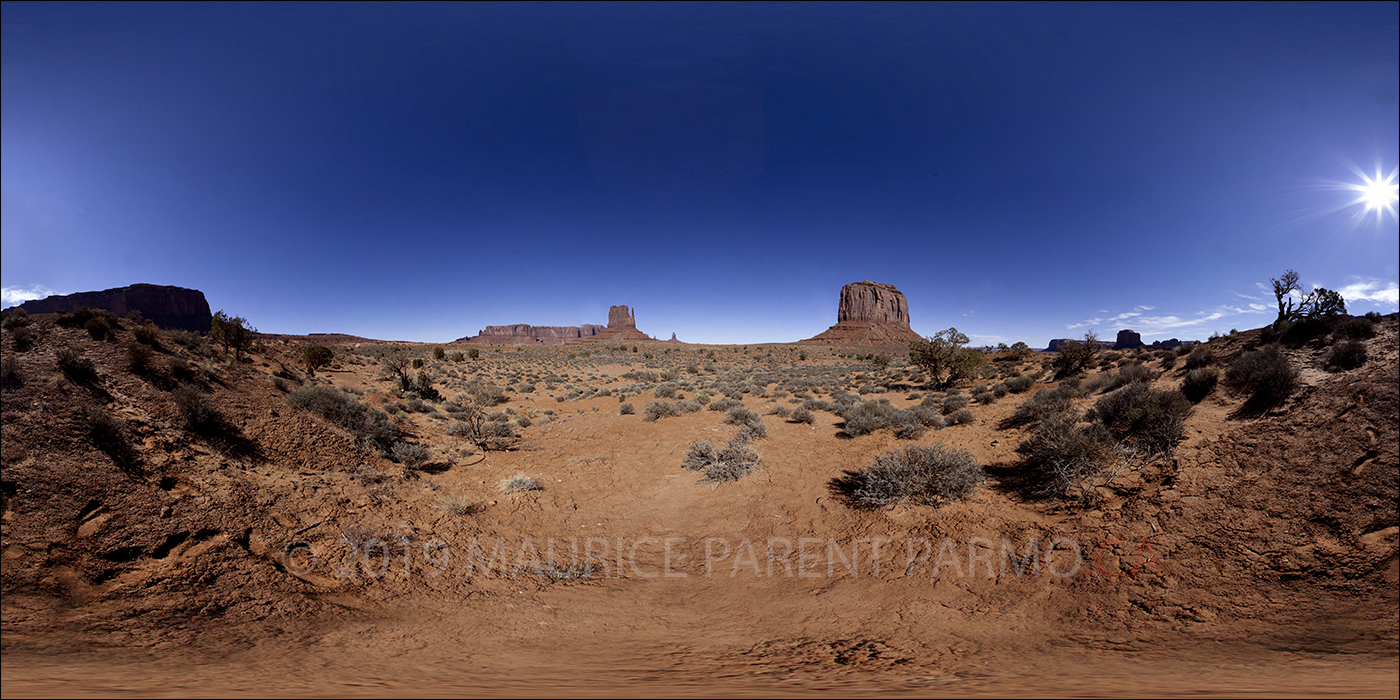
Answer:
top-left (4, 2), bottom-right (1397, 345)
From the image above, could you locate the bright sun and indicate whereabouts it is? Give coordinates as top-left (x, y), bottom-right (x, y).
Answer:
top-left (1349, 166), bottom-right (1399, 220)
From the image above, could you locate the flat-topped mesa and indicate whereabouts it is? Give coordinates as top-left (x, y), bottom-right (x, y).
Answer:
top-left (800, 281), bottom-right (923, 347)
top-left (1114, 329), bottom-right (1145, 350)
top-left (6, 283), bottom-right (212, 333)
top-left (838, 281), bottom-right (911, 327)
top-left (458, 324), bottom-right (606, 345)
top-left (608, 305), bottom-right (636, 329)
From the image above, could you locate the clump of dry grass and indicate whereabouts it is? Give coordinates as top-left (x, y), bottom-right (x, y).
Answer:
top-left (498, 472), bottom-right (542, 494)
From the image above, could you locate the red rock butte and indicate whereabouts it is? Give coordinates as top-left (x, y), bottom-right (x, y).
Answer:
top-left (457, 304), bottom-right (654, 345)
top-left (5, 283), bottom-right (212, 333)
top-left (800, 280), bottom-right (923, 347)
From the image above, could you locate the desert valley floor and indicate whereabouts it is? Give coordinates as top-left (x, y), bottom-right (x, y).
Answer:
top-left (2, 314), bottom-right (1397, 697)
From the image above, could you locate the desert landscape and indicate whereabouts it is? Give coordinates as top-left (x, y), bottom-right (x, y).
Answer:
top-left (1, 278), bottom-right (1396, 697)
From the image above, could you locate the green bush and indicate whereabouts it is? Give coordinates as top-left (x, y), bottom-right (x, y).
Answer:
top-left (1225, 346), bottom-right (1297, 409)
top-left (1088, 384), bottom-right (1192, 455)
top-left (302, 345), bottom-right (334, 375)
top-left (1183, 345), bottom-right (1213, 370)
top-left (1181, 367), bottom-right (1220, 403)
top-left (285, 385), bottom-right (399, 453)
top-left (1325, 340), bottom-right (1367, 371)
top-left (1052, 331), bottom-right (1099, 378)
top-left (850, 444), bottom-right (984, 508)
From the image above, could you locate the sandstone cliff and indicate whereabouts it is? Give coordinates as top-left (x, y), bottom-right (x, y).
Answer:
top-left (801, 281), bottom-right (923, 346)
top-left (1114, 329), bottom-right (1145, 350)
top-left (7, 284), bottom-right (212, 333)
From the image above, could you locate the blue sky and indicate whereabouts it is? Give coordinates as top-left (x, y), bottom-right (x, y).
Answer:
top-left (3, 2), bottom-right (1397, 346)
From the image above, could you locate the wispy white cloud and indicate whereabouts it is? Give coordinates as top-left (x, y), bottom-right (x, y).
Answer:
top-left (1, 286), bottom-right (58, 307)
top-left (1339, 278), bottom-right (1400, 308)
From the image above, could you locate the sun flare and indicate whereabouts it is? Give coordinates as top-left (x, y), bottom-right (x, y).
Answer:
top-left (1348, 166), bottom-right (1399, 221)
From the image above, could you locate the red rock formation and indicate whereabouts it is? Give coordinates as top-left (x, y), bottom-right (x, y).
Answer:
top-left (576, 304), bottom-right (652, 343)
top-left (7, 283), bottom-right (212, 332)
top-left (457, 324), bottom-right (606, 345)
top-left (1113, 329), bottom-right (1145, 350)
top-left (800, 281), bottom-right (923, 347)
top-left (608, 305), bottom-right (635, 328)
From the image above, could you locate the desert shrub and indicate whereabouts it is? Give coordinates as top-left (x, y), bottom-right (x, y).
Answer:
top-left (459, 379), bottom-right (506, 406)
top-left (843, 401), bottom-right (899, 436)
top-left (302, 345), bottom-right (334, 375)
top-left (694, 391), bottom-right (712, 405)
top-left (1089, 384), bottom-right (1192, 455)
top-left (642, 400), bottom-right (680, 421)
top-left (803, 399), bottom-right (838, 413)
top-left (85, 317), bottom-right (113, 341)
top-left (432, 347), bottom-right (445, 361)
top-left (126, 341), bottom-right (153, 374)
top-left (467, 348), bottom-right (480, 359)
top-left (708, 397), bottom-right (743, 412)
top-left (619, 402), bottom-right (635, 415)
top-left (285, 384), bottom-right (398, 453)
top-left (1, 353), bottom-right (19, 386)
top-left (85, 406), bottom-right (133, 467)
top-left (1184, 346), bottom-right (1212, 372)
top-left (654, 382), bottom-right (679, 399)
top-left (1181, 367), bottom-right (1220, 403)
top-left (897, 405), bottom-right (942, 427)
top-left (392, 441), bottom-right (430, 468)
top-left (850, 444), bottom-right (984, 508)
top-left (56, 307), bottom-right (96, 328)
top-left (499, 472), bottom-right (542, 494)
top-left (173, 385), bottom-right (223, 435)
top-left (1016, 411), bottom-right (1114, 499)
top-left (1159, 353), bottom-right (1177, 370)
top-left (893, 422), bottom-right (926, 440)
top-left (210, 310), bottom-right (255, 359)
top-left (56, 346), bottom-right (98, 383)
top-left (1225, 346), bottom-right (1297, 408)
top-left (790, 406), bottom-right (815, 424)
top-left (680, 434), bottom-right (761, 484)
top-left (2, 309), bottom-right (28, 329)
top-left (1325, 340), bottom-right (1367, 371)
top-left (766, 404), bottom-right (790, 417)
top-left (1052, 332), bottom-right (1099, 378)
top-left (1334, 317), bottom-right (1376, 340)
top-left (1005, 375), bottom-right (1036, 394)
top-left (10, 325), bottom-right (35, 352)
top-left (132, 323), bottom-right (161, 347)
top-left (1086, 363), bottom-right (1155, 394)
top-left (676, 400), bottom-right (703, 413)
top-left (992, 383), bottom-right (1009, 398)
top-left (908, 328), bottom-right (984, 388)
top-left (167, 329), bottom-right (205, 352)
top-left (948, 409), bottom-right (975, 425)
top-left (974, 391), bottom-right (996, 404)
top-left (941, 395), bottom-right (970, 414)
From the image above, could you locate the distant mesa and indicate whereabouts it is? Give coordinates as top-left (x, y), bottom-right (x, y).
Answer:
top-left (4, 283), bottom-right (212, 333)
top-left (1114, 329), bottom-right (1144, 350)
top-left (457, 304), bottom-right (654, 345)
top-left (800, 281), bottom-right (923, 347)
top-left (1047, 330), bottom-right (1197, 353)
top-left (660, 332), bottom-right (685, 344)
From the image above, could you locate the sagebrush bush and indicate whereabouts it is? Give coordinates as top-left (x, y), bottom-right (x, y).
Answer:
top-left (1334, 317), bottom-right (1377, 340)
top-left (86, 406), bottom-right (127, 454)
top-left (708, 397), bottom-right (743, 412)
top-left (1179, 367), bottom-right (1217, 403)
top-left (948, 409), bottom-right (975, 425)
top-left (1007, 387), bottom-right (1073, 426)
top-left (1225, 346), bottom-right (1297, 408)
top-left (1016, 411), bottom-right (1114, 499)
top-left (173, 385), bottom-right (223, 435)
top-left (619, 402), bottom-right (635, 415)
top-left (499, 472), bottom-right (542, 494)
top-left (974, 391), bottom-right (996, 404)
top-left (1086, 363), bottom-right (1154, 394)
top-left (126, 342), bottom-right (153, 374)
top-left (843, 401), bottom-right (898, 436)
top-left (392, 441), bottom-right (430, 468)
top-left (790, 406), bottom-right (815, 424)
top-left (1089, 384), bottom-right (1192, 455)
top-left (643, 400), bottom-right (680, 421)
top-left (894, 422), bottom-right (926, 440)
top-left (1005, 375), bottom-right (1036, 393)
top-left (1325, 339), bottom-right (1367, 371)
top-left (133, 323), bottom-right (161, 346)
top-left (851, 444), bottom-right (984, 508)
top-left (1184, 346), bottom-right (1213, 370)
top-left (941, 395), bottom-right (970, 414)
top-left (56, 346), bottom-right (97, 383)
top-left (680, 434), bottom-right (761, 484)
top-left (285, 384), bottom-right (398, 453)
top-left (1, 353), bottom-right (19, 386)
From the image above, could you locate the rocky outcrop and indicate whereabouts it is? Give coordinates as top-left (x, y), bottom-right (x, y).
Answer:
top-left (800, 281), bottom-right (923, 347)
top-left (457, 324), bottom-right (606, 345)
top-left (660, 332), bottom-right (685, 344)
top-left (1046, 338), bottom-right (1116, 353)
top-left (6, 284), bottom-right (212, 332)
top-left (458, 304), bottom-right (655, 345)
top-left (1114, 329), bottom-right (1145, 350)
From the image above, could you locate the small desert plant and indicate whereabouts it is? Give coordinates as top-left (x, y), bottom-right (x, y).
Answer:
top-left (85, 406), bottom-right (133, 467)
top-left (1184, 346), bottom-right (1213, 370)
top-left (56, 346), bottom-right (98, 383)
top-left (1181, 367), bottom-right (1220, 403)
top-left (433, 346), bottom-right (446, 361)
top-left (941, 395), bottom-right (970, 414)
top-left (643, 400), bottom-right (681, 421)
top-left (1016, 411), bottom-right (1114, 499)
top-left (173, 385), bottom-right (223, 435)
top-left (680, 434), bottom-right (762, 484)
top-left (790, 406), bottom-right (815, 424)
top-left (437, 495), bottom-right (477, 515)
top-left (449, 351), bottom-right (466, 362)
top-left (133, 323), bottom-right (161, 346)
top-left (1, 353), bottom-right (19, 386)
top-left (499, 472), bottom-right (542, 494)
top-left (1325, 339), bottom-right (1367, 371)
top-left (1224, 346), bottom-right (1297, 409)
top-left (842, 400), bottom-right (898, 436)
top-left (85, 317), bottom-right (113, 341)
top-left (1, 309), bottom-right (28, 329)
top-left (302, 345), bottom-right (334, 376)
top-left (619, 402), bottom-right (635, 415)
top-left (285, 384), bottom-right (399, 453)
top-left (1088, 384), bottom-right (1192, 455)
top-left (707, 397), bottom-right (743, 412)
top-left (1334, 317), bottom-right (1376, 340)
top-left (850, 444), bottom-right (985, 509)
top-left (893, 422), bottom-right (926, 440)
top-left (126, 341), bottom-right (154, 374)
top-left (974, 391), bottom-right (996, 404)
top-left (391, 441), bottom-right (430, 469)
top-left (1005, 375), bottom-right (1036, 393)
top-left (948, 409), bottom-right (975, 425)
